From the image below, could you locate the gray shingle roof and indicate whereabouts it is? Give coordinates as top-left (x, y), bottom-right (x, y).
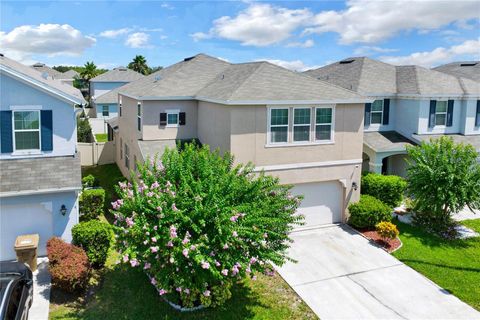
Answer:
top-left (57, 69), bottom-right (79, 79)
top-left (197, 61), bottom-right (364, 102)
top-left (90, 67), bottom-right (145, 82)
top-left (364, 131), bottom-right (415, 153)
top-left (0, 155), bottom-right (81, 195)
top-left (1, 55), bottom-right (86, 104)
top-left (31, 63), bottom-right (63, 78)
top-left (412, 134), bottom-right (480, 152)
top-left (94, 86), bottom-right (123, 104)
top-left (120, 54), bottom-right (365, 103)
top-left (433, 61), bottom-right (480, 82)
top-left (305, 57), bottom-right (480, 97)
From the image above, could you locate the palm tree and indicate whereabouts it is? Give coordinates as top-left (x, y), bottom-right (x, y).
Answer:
top-left (128, 55), bottom-right (150, 75)
top-left (80, 61), bottom-right (99, 103)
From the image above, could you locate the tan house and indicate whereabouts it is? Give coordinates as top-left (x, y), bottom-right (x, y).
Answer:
top-left (110, 54), bottom-right (370, 228)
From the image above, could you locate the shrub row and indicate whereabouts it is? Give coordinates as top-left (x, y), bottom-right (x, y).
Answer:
top-left (47, 237), bottom-right (90, 292)
top-left (361, 173), bottom-right (406, 207)
top-left (72, 220), bottom-right (113, 267)
top-left (79, 188), bottom-right (105, 221)
top-left (348, 195), bottom-right (392, 229)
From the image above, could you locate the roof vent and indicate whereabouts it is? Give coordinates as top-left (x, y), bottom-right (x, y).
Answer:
top-left (0, 53), bottom-right (4, 57)
top-left (117, 67), bottom-right (128, 71)
top-left (154, 74), bottom-right (162, 81)
top-left (33, 63), bottom-right (45, 67)
top-left (41, 72), bottom-right (49, 79)
top-left (339, 59), bottom-right (355, 64)
top-left (184, 56), bottom-right (195, 62)
top-left (460, 63), bottom-right (477, 67)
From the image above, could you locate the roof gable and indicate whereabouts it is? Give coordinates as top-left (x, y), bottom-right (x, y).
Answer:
top-left (91, 67), bottom-right (145, 82)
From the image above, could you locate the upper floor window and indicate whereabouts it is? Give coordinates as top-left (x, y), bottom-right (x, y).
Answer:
top-left (124, 143), bottom-right (129, 169)
top-left (166, 110), bottom-right (180, 127)
top-left (137, 103), bottom-right (141, 131)
top-left (475, 100), bottom-right (480, 127)
top-left (370, 100), bottom-right (383, 124)
top-left (13, 111), bottom-right (40, 151)
top-left (102, 106), bottom-right (109, 117)
top-left (435, 101), bottom-right (447, 126)
top-left (268, 106), bottom-right (334, 145)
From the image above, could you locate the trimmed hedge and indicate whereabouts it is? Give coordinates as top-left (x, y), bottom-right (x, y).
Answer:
top-left (82, 174), bottom-right (98, 189)
top-left (72, 220), bottom-right (113, 268)
top-left (47, 237), bottom-right (89, 292)
top-left (348, 195), bottom-right (392, 229)
top-left (361, 173), bottom-right (406, 207)
top-left (79, 188), bottom-right (105, 221)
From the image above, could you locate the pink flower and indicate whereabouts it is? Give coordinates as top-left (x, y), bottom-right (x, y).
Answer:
top-left (156, 206), bottom-right (162, 212)
top-left (232, 231), bottom-right (238, 237)
top-left (166, 181), bottom-right (172, 188)
top-left (151, 181), bottom-right (159, 189)
top-left (230, 214), bottom-right (239, 222)
top-left (190, 245), bottom-right (196, 251)
top-left (263, 233), bottom-right (268, 238)
top-left (170, 226), bottom-right (177, 238)
top-left (209, 251), bottom-right (216, 257)
top-left (172, 203), bottom-right (179, 211)
top-left (223, 243), bottom-right (229, 250)
top-left (246, 267), bottom-right (251, 274)
top-left (151, 237), bottom-right (157, 243)
top-left (153, 226), bottom-right (158, 231)
top-left (130, 259), bottom-right (139, 267)
top-left (252, 276), bottom-right (257, 281)
top-left (201, 261), bottom-right (210, 269)
top-left (144, 263), bottom-right (151, 270)
top-left (119, 181), bottom-right (127, 189)
top-left (147, 192), bottom-right (154, 197)
top-left (182, 248), bottom-right (189, 257)
top-left (151, 246), bottom-right (159, 253)
top-left (122, 254), bottom-right (129, 263)
top-left (151, 277), bottom-right (157, 286)
top-left (250, 257), bottom-right (257, 264)
top-left (176, 287), bottom-right (182, 292)
top-left (221, 269), bottom-right (228, 276)
top-left (126, 217), bottom-right (134, 227)
top-left (184, 288), bottom-right (190, 294)
top-left (166, 241), bottom-right (173, 247)
top-left (159, 289), bottom-right (166, 296)
top-left (203, 290), bottom-right (210, 297)
top-left (215, 260), bottom-right (221, 267)
top-left (127, 189), bottom-right (133, 198)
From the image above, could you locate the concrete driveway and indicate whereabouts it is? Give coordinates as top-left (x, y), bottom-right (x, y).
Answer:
top-left (276, 225), bottom-right (480, 320)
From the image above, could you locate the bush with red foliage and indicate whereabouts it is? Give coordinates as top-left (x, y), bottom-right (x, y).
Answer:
top-left (47, 237), bottom-right (90, 292)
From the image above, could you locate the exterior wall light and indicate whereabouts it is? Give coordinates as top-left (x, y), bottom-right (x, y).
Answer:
top-left (60, 205), bottom-right (67, 216)
top-left (352, 182), bottom-right (358, 191)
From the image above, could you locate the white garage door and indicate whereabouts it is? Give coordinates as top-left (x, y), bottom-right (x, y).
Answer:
top-left (291, 181), bottom-right (343, 229)
top-left (0, 202), bottom-right (53, 261)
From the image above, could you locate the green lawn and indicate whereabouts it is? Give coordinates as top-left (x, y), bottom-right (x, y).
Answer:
top-left (50, 164), bottom-right (317, 319)
top-left (393, 219), bottom-right (480, 310)
top-left (95, 134), bottom-right (108, 142)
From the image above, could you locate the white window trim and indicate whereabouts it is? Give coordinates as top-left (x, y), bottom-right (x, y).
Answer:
top-left (315, 106), bottom-right (335, 144)
top-left (434, 100), bottom-right (448, 127)
top-left (267, 107), bottom-right (290, 145)
top-left (12, 109), bottom-right (42, 154)
top-left (292, 107), bottom-right (311, 143)
top-left (166, 109), bottom-right (180, 128)
top-left (370, 99), bottom-right (384, 125)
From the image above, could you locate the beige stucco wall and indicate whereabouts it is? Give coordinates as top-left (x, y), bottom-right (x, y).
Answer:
top-left (142, 100), bottom-right (198, 141)
top-left (197, 101), bottom-right (231, 155)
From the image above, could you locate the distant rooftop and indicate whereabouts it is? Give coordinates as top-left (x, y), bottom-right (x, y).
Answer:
top-left (31, 62), bottom-right (63, 78)
top-left (90, 67), bottom-right (145, 82)
top-left (433, 61), bottom-right (480, 82)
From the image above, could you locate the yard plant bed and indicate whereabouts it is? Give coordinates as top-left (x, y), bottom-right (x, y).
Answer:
top-left (360, 230), bottom-right (402, 253)
top-left (393, 219), bottom-right (480, 310)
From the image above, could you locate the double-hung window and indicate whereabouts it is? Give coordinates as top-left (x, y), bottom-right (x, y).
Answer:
top-left (370, 100), bottom-right (383, 124)
top-left (102, 106), bottom-right (109, 117)
top-left (13, 111), bottom-right (41, 151)
top-left (137, 103), bottom-right (141, 131)
top-left (435, 101), bottom-right (447, 126)
top-left (315, 107), bottom-right (333, 141)
top-left (269, 108), bottom-right (289, 143)
top-left (293, 108), bottom-right (311, 142)
top-left (166, 110), bottom-right (179, 127)
top-left (124, 143), bottom-right (129, 169)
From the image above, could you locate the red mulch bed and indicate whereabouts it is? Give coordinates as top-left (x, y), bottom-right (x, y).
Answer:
top-left (359, 230), bottom-right (401, 253)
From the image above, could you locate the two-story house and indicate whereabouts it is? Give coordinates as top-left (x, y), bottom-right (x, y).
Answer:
top-left (31, 62), bottom-right (78, 86)
top-left (109, 54), bottom-right (370, 229)
top-left (0, 54), bottom-right (85, 261)
top-left (305, 57), bottom-right (480, 176)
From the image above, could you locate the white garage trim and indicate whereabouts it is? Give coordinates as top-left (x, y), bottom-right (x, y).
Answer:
top-left (0, 187), bottom-right (81, 198)
top-left (255, 159), bottom-right (362, 172)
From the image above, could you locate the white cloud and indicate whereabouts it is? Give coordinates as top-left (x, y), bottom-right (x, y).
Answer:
top-left (99, 28), bottom-right (132, 38)
top-left (380, 39), bottom-right (480, 67)
top-left (354, 46), bottom-right (398, 55)
top-left (161, 2), bottom-right (174, 10)
top-left (305, 0), bottom-right (479, 44)
top-left (125, 32), bottom-right (150, 48)
top-left (0, 24), bottom-right (95, 62)
top-left (260, 59), bottom-right (321, 72)
top-left (286, 39), bottom-right (314, 48)
top-left (192, 3), bottom-right (312, 46)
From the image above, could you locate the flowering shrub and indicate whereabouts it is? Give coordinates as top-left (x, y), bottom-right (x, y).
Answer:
top-left (47, 237), bottom-right (90, 292)
top-left (375, 221), bottom-right (399, 241)
top-left (112, 143), bottom-right (302, 308)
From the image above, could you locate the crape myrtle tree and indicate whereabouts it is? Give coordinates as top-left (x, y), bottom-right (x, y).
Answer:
top-left (111, 143), bottom-right (303, 308)
top-left (406, 137), bottom-right (480, 236)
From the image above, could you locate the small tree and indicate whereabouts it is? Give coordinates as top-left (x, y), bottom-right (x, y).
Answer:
top-left (128, 55), bottom-right (150, 75)
top-left (406, 137), bottom-right (480, 235)
top-left (112, 143), bottom-right (303, 308)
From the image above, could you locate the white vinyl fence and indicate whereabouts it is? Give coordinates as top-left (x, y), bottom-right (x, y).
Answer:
top-left (78, 141), bottom-right (115, 166)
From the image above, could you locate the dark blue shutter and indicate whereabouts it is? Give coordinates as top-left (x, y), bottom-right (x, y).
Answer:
top-left (41, 110), bottom-right (53, 151)
top-left (476, 100), bottom-right (480, 127)
top-left (383, 99), bottom-right (390, 125)
top-left (364, 103), bottom-right (371, 126)
top-left (428, 100), bottom-right (436, 128)
top-left (0, 111), bottom-right (13, 153)
top-left (446, 100), bottom-right (454, 127)
top-left (179, 112), bottom-right (186, 125)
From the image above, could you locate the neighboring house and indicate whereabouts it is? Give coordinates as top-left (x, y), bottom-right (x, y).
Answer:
top-left (305, 57), bottom-right (480, 176)
top-left (109, 54), bottom-right (370, 229)
top-left (31, 63), bottom-right (78, 86)
top-left (433, 61), bottom-right (480, 82)
top-left (0, 54), bottom-right (85, 261)
top-left (56, 69), bottom-right (79, 86)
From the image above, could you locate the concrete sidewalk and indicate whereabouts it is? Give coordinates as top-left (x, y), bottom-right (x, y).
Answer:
top-left (29, 257), bottom-right (51, 320)
top-left (276, 225), bottom-right (480, 320)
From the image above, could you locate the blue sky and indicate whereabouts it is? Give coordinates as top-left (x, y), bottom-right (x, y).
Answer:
top-left (1, 1), bottom-right (479, 70)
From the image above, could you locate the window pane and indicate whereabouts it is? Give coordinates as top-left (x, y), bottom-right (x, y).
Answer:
top-left (435, 114), bottom-right (446, 126)
top-left (316, 108), bottom-right (332, 124)
top-left (15, 131), bottom-right (39, 150)
top-left (14, 111), bottom-right (39, 130)
top-left (102, 106), bottom-right (109, 116)
top-left (436, 101), bottom-right (447, 113)
top-left (167, 113), bottom-right (178, 124)
top-left (315, 125), bottom-right (331, 141)
top-left (137, 105), bottom-right (141, 116)
top-left (271, 109), bottom-right (288, 126)
top-left (294, 108), bottom-right (310, 125)
top-left (293, 125), bottom-right (310, 142)
top-left (371, 100), bottom-right (383, 112)
top-left (371, 112), bottom-right (383, 124)
top-left (271, 126), bottom-right (288, 143)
